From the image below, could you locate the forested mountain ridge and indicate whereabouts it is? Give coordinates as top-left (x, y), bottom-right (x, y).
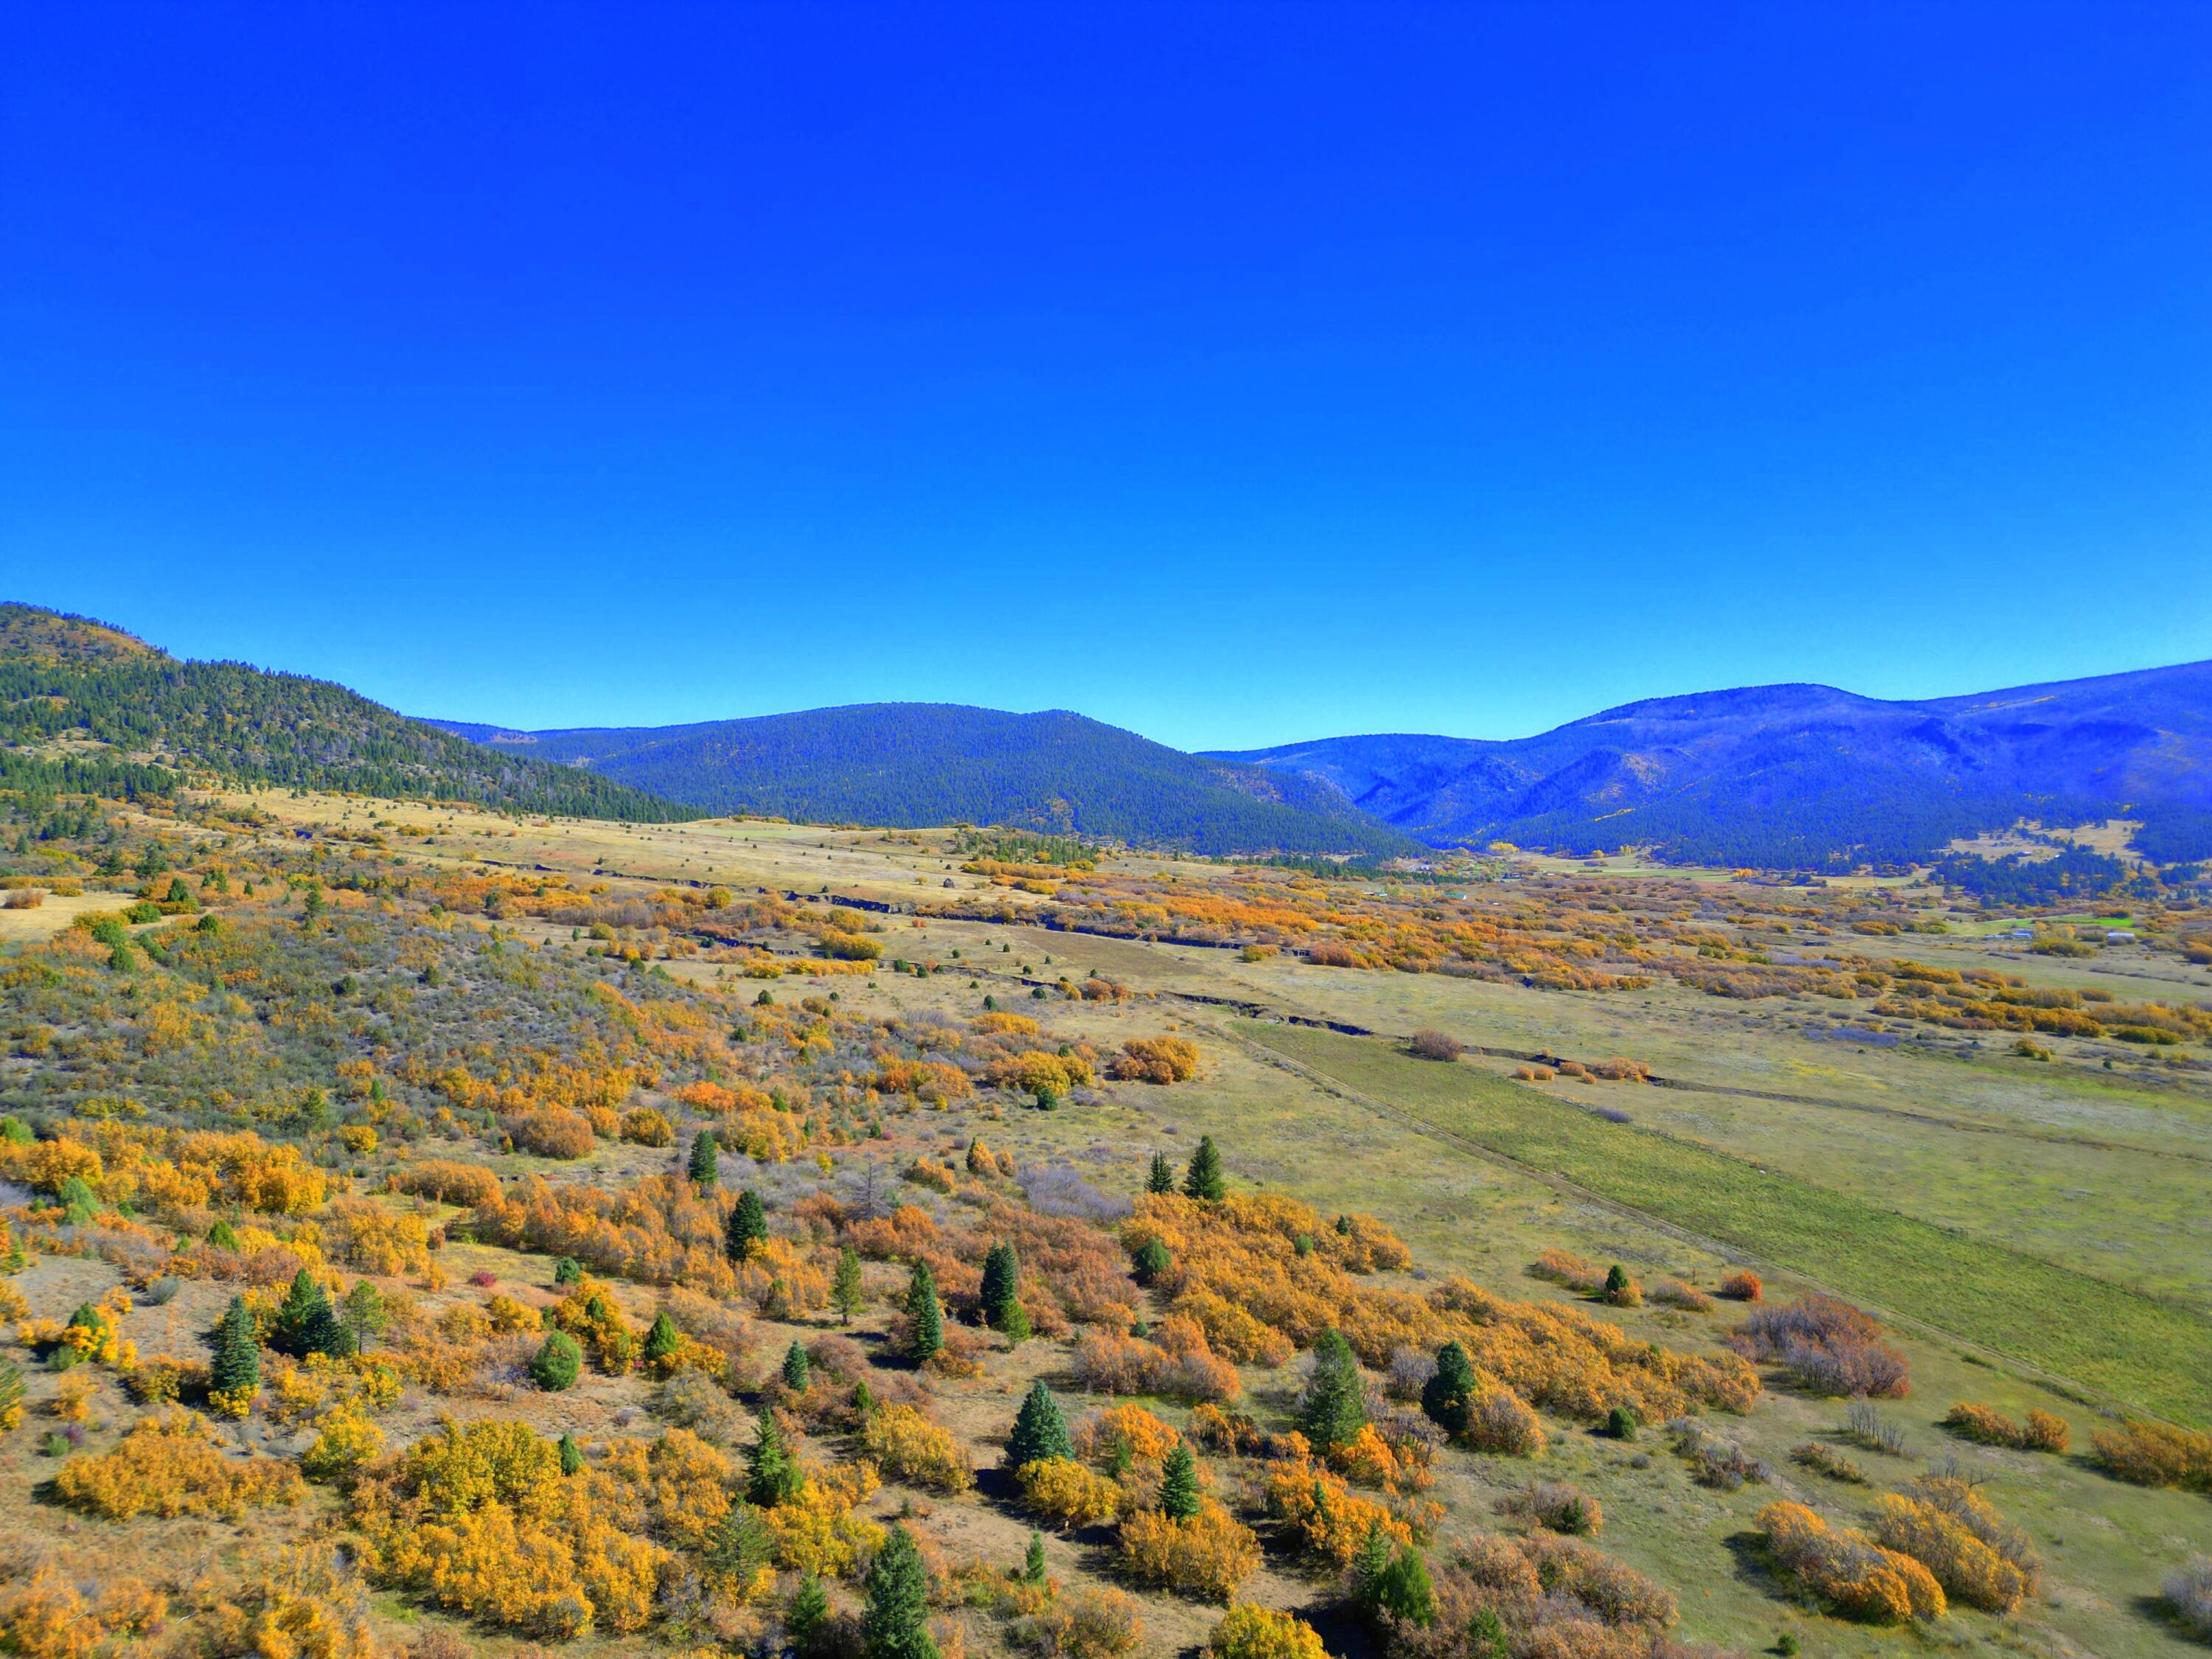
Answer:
top-left (1214, 662), bottom-right (2212, 868)
top-left (423, 703), bottom-right (1422, 857)
top-left (0, 602), bottom-right (699, 821)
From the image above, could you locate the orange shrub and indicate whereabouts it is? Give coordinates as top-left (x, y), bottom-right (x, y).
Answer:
top-left (1943, 1402), bottom-right (2068, 1453)
top-left (1206, 1604), bottom-right (1325, 1659)
top-left (1758, 1501), bottom-right (1945, 1624)
top-left (1116, 1502), bottom-right (1260, 1601)
top-left (2090, 1418), bottom-right (2212, 1489)
top-left (619, 1106), bottom-right (675, 1147)
top-left (1263, 1453), bottom-right (1408, 1566)
top-left (393, 1158), bottom-right (504, 1208)
top-left (1074, 1405), bottom-right (1180, 1466)
top-left (505, 1107), bottom-right (597, 1159)
top-left (1107, 1036), bottom-right (1200, 1084)
top-left (1717, 1270), bottom-right (1762, 1301)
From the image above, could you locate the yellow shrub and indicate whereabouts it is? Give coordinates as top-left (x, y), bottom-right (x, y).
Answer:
top-left (1263, 1455), bottom-right (1408, 1565)
top-left (762, 1480), bottom-right (887, 1578)
top-left (1116, 1502), bottom-right (1259, 1601)
top-left (1206, 1604), bottom-right (1326, 1659)
top-left (54, 1410), bottom-right (304, 1519)
top-left (1759, 1500), bottom-right (1945, 1624)
top-left (863, 1404), bottom-right (975, 1493)
top-left (619, 1106), bottom-right (675, 1147)
top-left (1074, 1405), bottom-right (1180, 1465)
top-left (486, 1293), bottom-right (542, 1333)
top-left (302, 1400), bottom-right (387, 1480)
top-left (1020, 1457), bottom-right (1123, 1528)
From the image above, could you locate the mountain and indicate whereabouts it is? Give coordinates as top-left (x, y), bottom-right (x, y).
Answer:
top-left (1211, 662), bottom-right (2212, 869)
top-left (421, 703), bottom-right (1421, 858)
top-left (0, 603), bottom-right (698, 821)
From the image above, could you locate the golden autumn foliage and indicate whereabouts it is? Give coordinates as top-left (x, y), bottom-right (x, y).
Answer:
top-left (1206, 1604), bottom-right (1327, 1659)
top-left (1942, 1402), bottom-right (2069, 1453)
top-left (1116, 1502), bottom-right (1260, 1601)
top-left (1871, 1476), bottom-right (2040, 1613)
top-left (2090, 1417), bottom-right (2212, 1490)
top-left (54, 1409), bottom-right (305, 1520)
top-left (1106, 1036), bottom-right (1200, 1084)
top-left (863, 1404), bottom-right (975, 1492)
top-left (1020, 1457), bottom-right (1124, 1528)
top-left (1264, 1449), bottom-right (1412, 1566)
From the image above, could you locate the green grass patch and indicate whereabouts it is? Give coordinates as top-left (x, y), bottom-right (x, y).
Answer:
top-left (1241, 1022), bottom-right (2212, 1427)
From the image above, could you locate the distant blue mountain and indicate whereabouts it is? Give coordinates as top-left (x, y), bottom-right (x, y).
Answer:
top-left (1209, 661), bottom-right (2212, 868)
top-left (421, 703), bottom-right (1420, 858)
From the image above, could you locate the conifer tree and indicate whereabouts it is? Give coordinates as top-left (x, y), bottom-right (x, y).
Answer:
top-left (210, 1294), bottom-right (260, 1397)
top-left (1421, 1340), bottom-right (1477, 1436)
top-left (748, 1412), bottom-right (803, 1506)
top-left (1160, 1441), bottom-right (1200, 1521)
top-left (862, 1524), bottom-right (939, 1659)
top-left (643, 1310), bottom-right (681, 1368)
top-left (1146, 1152), bottom-right (1176, 1195)
top-left (1132, 1238), bottom-right (1172, 1285)
top-left (1004, 1380), bottom-right (1072, 1470)
top-left (782, 1340), bottom-right (812, 1391)
top-left (274, 1267), bottom-right (352, 1357)
top-left (979, 1242), bottom-right (1020, 1329)
top-left (1374, 1548), bottom-right (1438, 1628)
top-left (689, 1129), bottom-right (720, 1189)
top-left (726, 1190), bottom-right (768, 1262)
top-left (787, 1572), bottom-right (831, 1644)
top-left (558, 1431), bottom-right (585, 1475)
top-left (1023, 1531), bottom-right (1048, 1585)
top-left (531, 1331), bottom-right (582, 1391)
top-left (1301, 1328), bottom-right (1366, 1453)
top-left (554, 1255), bottom-right (582, 1285)
top-left (832, 1245), bottom-right (866, 1324)
top-left (904, 1260), bottom-right (942, 1363)
top-left (1183, 1135), bottom-right (1225, 1202)
top-left (343, 1281), bottom-right (387, 1351)
top-left (1350, 1522), bottom-right (1393, 1614)
top-left (207, 1217), bottom-right (240, 1251)
top-left (853, 1378), bottom-right (874, 1418)
top-left (712, 1498), bottom-right (778, 1579)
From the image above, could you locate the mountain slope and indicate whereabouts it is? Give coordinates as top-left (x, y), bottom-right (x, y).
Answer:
top-left (0, 602), bottom-right (698, 821)
top-left (424, 703), bottom-right (1420, 857)
top-left (1213, 661), bottom-right (2212, 867)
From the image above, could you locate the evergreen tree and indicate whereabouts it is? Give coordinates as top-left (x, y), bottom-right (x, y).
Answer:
top-left (1131, 1238), bottom-right (1172, 1285)
top-left (726, 1190), bottom-right (768, 1262)
top-left (1604, 1264), bottom-right (1631, 1301)
top-left (553, 1255), bottom-right (583, 1285)
top-left (1421, 1340), bottom-right (1477, 1436)
top-left (1374, 1548), bottom-right (1437, 1627)
top-left (1468, 1608), bottom-right (1508, 1659)
top-left (1159, 1441), bottom-right (1200, 1521)
top-left (343, 1281), bottom-right (387, 1351)
top-left (1605, 1405), bottom-right (1637, 1441)
top-left (274, 1267), bottom-right (351, 1357)
top-left (712, 1498), bottom-right (779, 1579)
top-left (531, 1331), bottom-right (582, 1391)
top-left (1146, 1152), bottom-right (1175, 1194)
top-left (979, 1242), bottom-right (1020, 1329)
top-left (1183, 1135), bottom-right (1225, 1202)
top-left (209, 1295), bottom-right (260, 1397)
top-left (748, 1412), bottom-right (803, 1506)
top-left (1350, 1523), bottom-right (1394, 1615)
top-left (853, 1378), bottom-right (874, 1418)
top-left (862, 1524), bottom-right (940, 1659)
top-left (904, 1260), bottom-right (942, 1363)
top-left (1301, 1328), bottom-right (1366, 1453)
top-left (832, 1245), bottom-right (866, 1324)
top-left (558, 1431), bottom-right (585, 1475)
top-left (787, 1572), bottom-right (832, 1644)
top-left (688, 1129), bottom-right (720, 1188)
top-left (643, 1310), bottom-right (681, 1368)
top-left (1004, 1380), bottom-right (1072, 1470)
top-left (1023, 1531), bottom-right (1048, 1585)
top-left (782, 1340), bottom-right (812, 1391)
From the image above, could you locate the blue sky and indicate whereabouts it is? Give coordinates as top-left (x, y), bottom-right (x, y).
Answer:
top-left (3, 4), bottom-right (2207, 750)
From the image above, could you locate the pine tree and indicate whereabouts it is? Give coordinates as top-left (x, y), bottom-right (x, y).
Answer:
top-left (274, 1267), bottom-right (350, 1357)
top-left (862, 1523), bottom-right (940, 1659)
top-left (554, 1255), bottom-right (583, 1285)
top-left (207, 1217), bottom-right (240, 1251)
top-left (1004, 1380), bottom-right (1072, 1470)
top-left (1350, 1522), bottom-right (1394, 1614)
top-left (1146, 1152), bottom-right (1175, 1194)
top-left (1183, 1135), bottom-right (1225, 1202)
top-left (1023, 1531), bottom-right (1048, 1585)
top-left (712, 1498), bottom-right (778, 1579)
top-left (748, 1412), bottom-right (803, 1506)
top-left (643, 1310), bottom-right (681, 1368)
top-left (904, 1260), bottom-right (942, 1363)
top-left (1159, 1441), bottom-right (1200, 1520)
top-left (787, 1572), bottom-right (831, 1644)
top-left (832, 1246), bottom-right (865, 1324)
top-left (979, 1242), bottom-right (1020, 1329)
top-left (1301, 1328), bottom-right (1366, 1453)
top-left (1374, 1548), bottom-right (1437, 1627)
top-left (1421, 1340), bottom-right (1477, 1436)
top-left (1468, 1609), bottom-right (1508, 1659)
top-left (343, 1281), bottom-right (387, 1351)
top-left (782, 1340), bottom-right (812, 1391)
top-left (209, 1294), bottom-right (260, 1397)
top-left (1131, 1238), bottom-right (1172, 1285)
top-left (531, 1331), bottom-right (582, 1391)
top-left (853, 1378), bottom-right (874, 1418)
top-left (688, 1129), bottom-right (720, 1189)
top-left (726, 1190), bottom-right (768, 1262)
top-left (558, 1431), bottom-right (585, 1475)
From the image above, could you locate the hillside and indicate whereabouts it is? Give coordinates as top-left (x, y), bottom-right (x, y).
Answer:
top-left (1214, 662), bottom-right (2212, 868)
top-left (0, 602), bottom-right (698, 821)
top-left (423, 703), bottom-right (1421, 857)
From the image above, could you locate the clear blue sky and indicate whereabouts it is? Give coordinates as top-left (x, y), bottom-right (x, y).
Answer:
top-left (3, 4), bottom-right (2207, 751)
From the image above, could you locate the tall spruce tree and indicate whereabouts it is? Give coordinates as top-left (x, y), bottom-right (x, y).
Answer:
top-left (904, 1260), bottom-right (942, 1362)
top-left (1183, 1135), bottom-right (1225, 1202)
top-left (688, 1130), bottom-right (720, 1188)
top-left (748, 1412), bottom-right (803, 1506)
top-left (1146, 1152), bottom-right (1176, 1195)
top-left (979, 1242), bottom-right (1020, 1330)
top-left (725, 1190), bottom-right (768, 1262)
top-left (209, 1294), bottom-right (260, 1397)
top-left (862, 1524), bottom-right (939, 1659)
top-left (1160, 1441), bottom-right (1200, 1520)
top-left (782, 1340), bottom-right (812, 1391)
top-left (1301, 1327), bottom-right (1366, 1453)
top-left (1004, 1380), bottom-right (1072, 1470)
top-left (832, 1245), bottom-right (866, 1324)
top-left (1421, 1340), bottom-right (1477, 1436)
top-left (643, 1311), bottom-right (681, 1368)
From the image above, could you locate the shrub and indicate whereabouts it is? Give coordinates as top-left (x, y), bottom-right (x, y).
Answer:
top-left (1116, 1502), bottom-right (1261, 1601)
top-left (54, 1409), bottom-right (304, 1519)
top-left (1717, 1270), bottom-right (1763, 1301)
top-left (1728, 1294), bottom-right (1909, 1397)
top-left (1843, 1400), bottom-right (1909, 1456)
top-left (1206, 1604), bottom-right (1326, 1659)
top-left (1790, 1441), bottom-right (1868, 1484)
top-left (1463, 1385), bottom-right (1545, 1457)
top-left (866, 1405), bottom-right (974, 1493)
top-left (506, 1107), bottom-right (597, 1158)
top-left (1759, 1500), bottom-right (1946, 1623)
top-left (1073, 1405), bottom-right (1180, 1467)
top-left (1407, 1029), bottom-right (1463, 1062)
top-left (1011, 1587), bottom-right (1145, 1659)
top-left (1528, 1248), bottom-right (1606, 1294)
top-left (1511, 1481), bottom-right (1601, 1536)
top-left (2164, 1555), bottom-right (2212, 1641)
top-left (1020, 1457), bottom-right (1123, 1529)
top-left (1108, 1037), bottom-right (1201, 1083)
top-left (530, 1330), bottom-right (583, 1391)
top-left (1871, 1475), bottom-right (2039, 1613)
top-left (1668, 1419), bottom-right (1772, 1489)
top-left (2090, 1418), bottom-right (2212, 1490)
top-left (1943, 1402), bottom-right (2070, 1453)
top-left (619, 1106), bottom-right (675, 1146)
top-left (1649, 1279), bottom-right (1714, 1312)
